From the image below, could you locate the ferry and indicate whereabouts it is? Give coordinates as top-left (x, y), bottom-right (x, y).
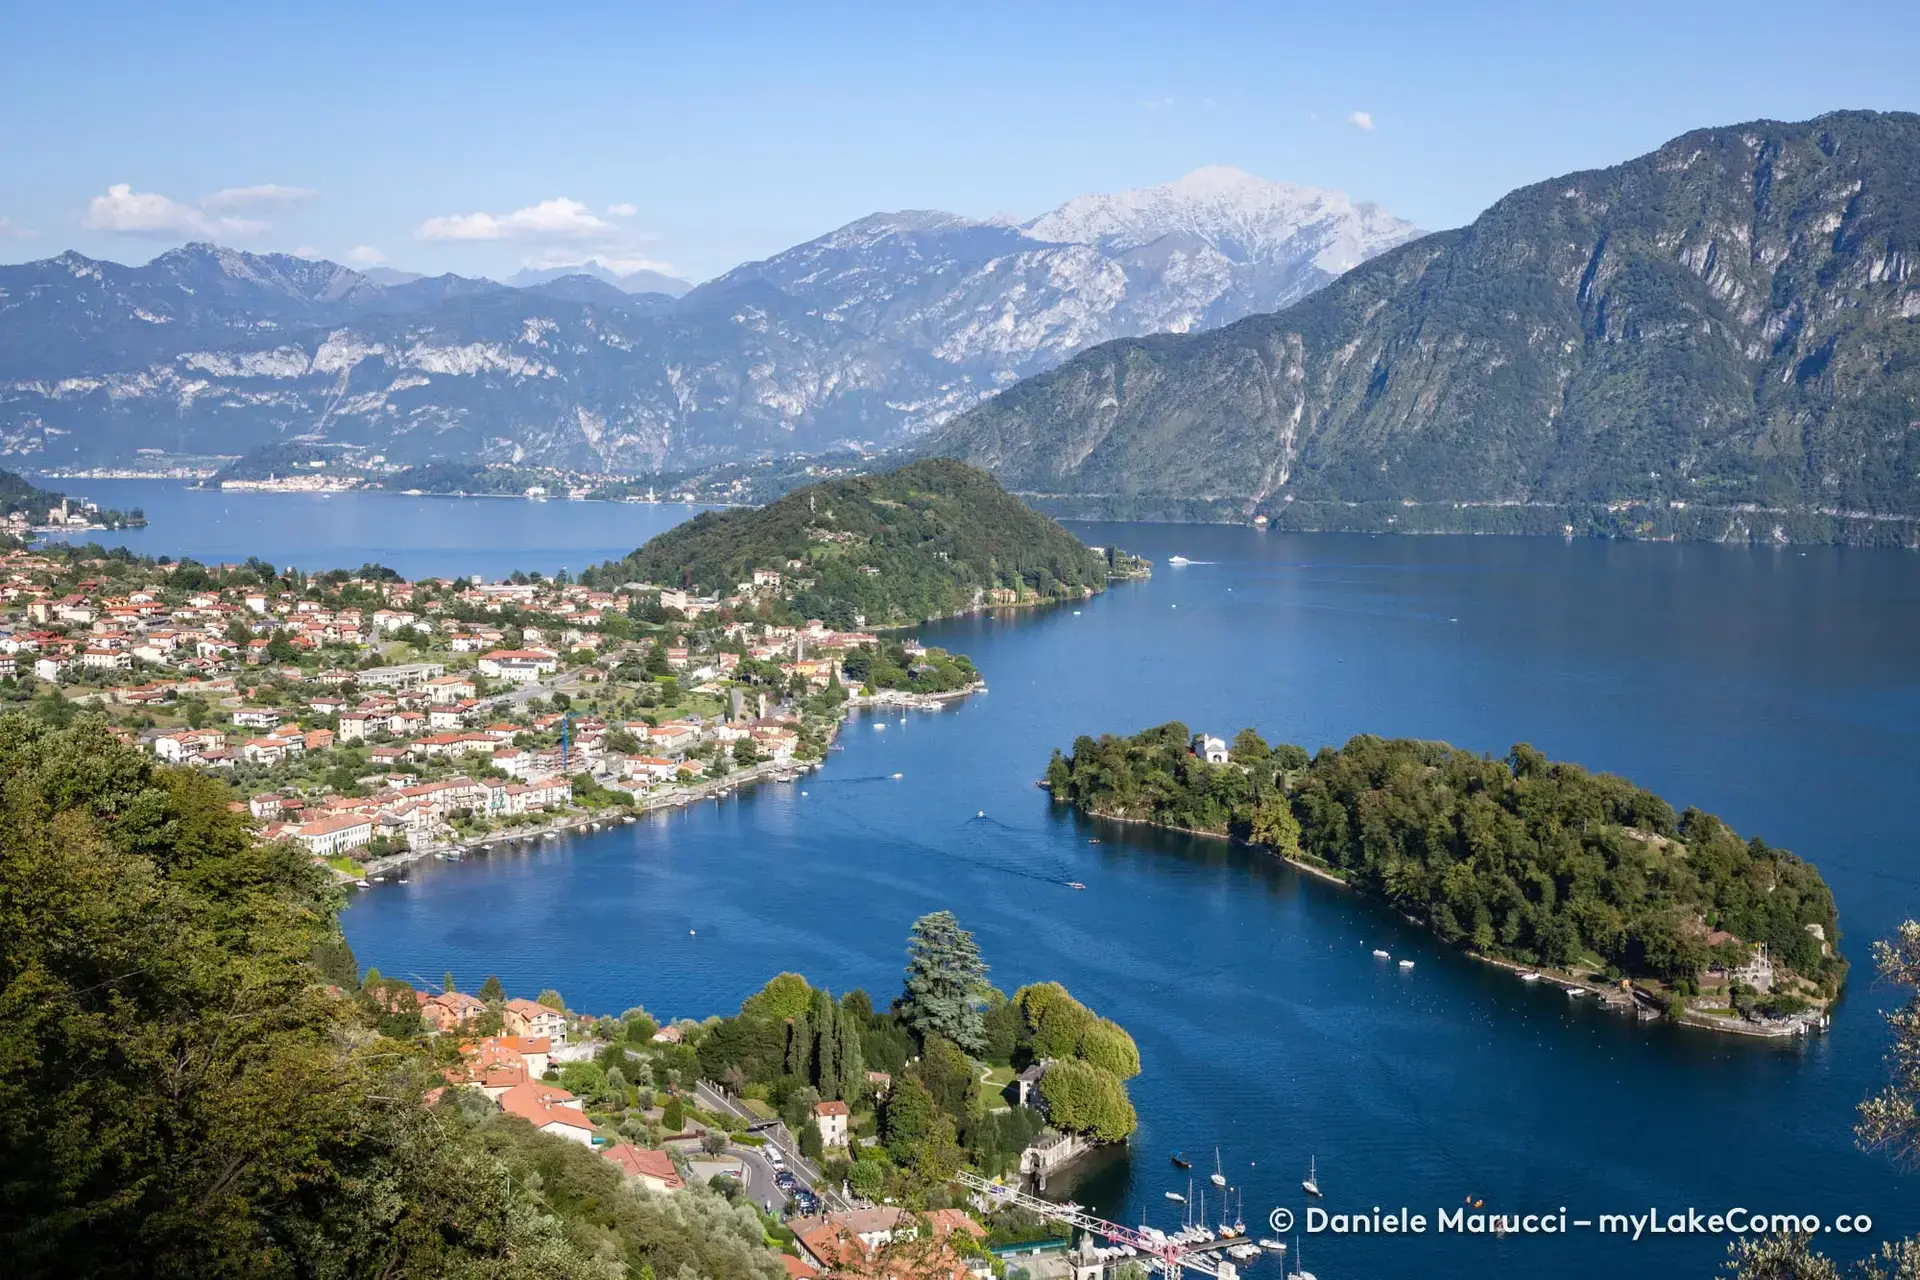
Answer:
top-left (1168, 555), bottom-right (1191, 565)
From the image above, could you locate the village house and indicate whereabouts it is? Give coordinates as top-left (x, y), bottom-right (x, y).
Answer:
top-left (420, 990), bottom-right (488, 1032)
top-left (502, 997), bottom-right (569, 1045)
top-left (290, 812), bottom-right (373, 859)
top-left (602, 1143), bottom-right (685, 1193)
top-left (496, 1080), bottom-right (595, 1146)
top-left (813, 1099), bottom-right (850, 1149)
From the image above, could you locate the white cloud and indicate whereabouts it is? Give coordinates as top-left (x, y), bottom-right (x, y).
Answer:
top-left (81, 183), bottom-right (269, 238)
top-left (1347, 110), bottom-right (1375, 131)
top-left (417, 196), bottom-right (616, 242)
top-left (606, 202), bottom-right (638, 217)
top-left (346, 245), bottom-right (386, 265)
top-left (291, 245), bottom-right (322, 259)
top-left (0, 216), bottom-right (36, 239)
top-left (200, 183), bottom-right (318, 212)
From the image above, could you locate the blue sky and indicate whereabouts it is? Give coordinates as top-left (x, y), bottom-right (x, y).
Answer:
top-left (3, 1), bottom-right (1915, 282)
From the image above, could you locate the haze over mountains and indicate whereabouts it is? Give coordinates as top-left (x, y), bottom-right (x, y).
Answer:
top-left (936, 111), bottom-right (1920, 534)
top-left (0, 169), bottom-right (1417, 471)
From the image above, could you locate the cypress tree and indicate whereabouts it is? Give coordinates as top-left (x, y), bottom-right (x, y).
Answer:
top-left (811, 987), bottom-right (838, 1095)
top-left (838, 1005), bottom-right (865, 1101)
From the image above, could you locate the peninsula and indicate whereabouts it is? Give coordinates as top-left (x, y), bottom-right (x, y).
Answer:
top-left (1045, 724), bottom-right (1846, 1036)
top-left (581, 458), bottom-right (1143, 630)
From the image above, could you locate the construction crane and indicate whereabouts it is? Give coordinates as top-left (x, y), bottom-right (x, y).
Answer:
top-left (955, 1172), bottom-right (1238, 1279)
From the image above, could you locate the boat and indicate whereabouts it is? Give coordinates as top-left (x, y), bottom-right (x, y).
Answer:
top-left (1168, 555), bottom-right (1191, 565)
top-left (977, 810), bottom-right (985, 818)
top-left (1521, 971), bottom-right (1541, 982)
top-left (1165, 1191), bottom-right (1186, 1203)
top-left (1302, 1155), bottom-right (1322, 1198)
top-left (1089, 838), bottom-right (1101, 844)
top-left (1210, 1147), bottom-right (1226, 1189)
top-left (1399, 959), bottom-right (1415, 970)
top-left (353, 878), bottom-right (371, 889)
top-left (1258, 1239), bottom-right (1287, 1253)
top-left (1286, 1234), bottom-right (1317, 1280)
top-left (873, 723), bottom-right (886, 731)
top-left (1170, 1154), bottom-right (1191, 1170)
top-left (891, 772), bottom-right (903, 779)
top-left (1567, 987), bottom-right (1587, 999)
top-left (1372, 948), bottom-right (1390, 959)
top-left (1065, 881), bottom-right (1086, 890)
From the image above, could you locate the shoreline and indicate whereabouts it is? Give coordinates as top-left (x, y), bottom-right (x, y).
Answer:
top-left (351, 680), bottom-right (988, 886)
top-left (1059, 797), bottom-right (1829, 1042)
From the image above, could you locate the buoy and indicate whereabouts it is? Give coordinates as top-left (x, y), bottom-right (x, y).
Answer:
top-left (689, 929), bottom-right (696, 936)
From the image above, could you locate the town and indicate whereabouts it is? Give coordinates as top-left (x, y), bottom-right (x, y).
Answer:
top-left (0, 544), bottom-right (983, 883)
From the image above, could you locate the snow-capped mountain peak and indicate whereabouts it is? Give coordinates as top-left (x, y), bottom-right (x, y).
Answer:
top-left (1023, 165), bottom-right (1420, 271)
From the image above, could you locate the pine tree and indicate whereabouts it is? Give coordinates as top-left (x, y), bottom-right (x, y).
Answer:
top-left (900, 910), bottom-right (988, 1055)
top-left (786, 1012), bottom-right (811, 1078)
top-left (478, 974), bottom-right (505, 1002)
top-left (837, 1005), bottom-right (865, 1101)
top-left (442, 971), bottom-right (456, 994)
top-left (811, 988), bottom-right (838, 1096)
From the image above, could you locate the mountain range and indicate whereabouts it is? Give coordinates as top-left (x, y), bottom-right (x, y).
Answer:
top-left (934, 111), bottom-right (1920, 541)
top-left (0, 169), bottom-right (1417, 471)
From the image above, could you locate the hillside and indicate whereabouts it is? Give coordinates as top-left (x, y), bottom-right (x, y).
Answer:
top-left (0, 713), bottom-right (784, 1279)
top-left (936, 111), bottom-right (1920, 545)
top-left (582, 459), bottom-right (1115, 627)
top-left (0, 169), bottom-right (1414, 471)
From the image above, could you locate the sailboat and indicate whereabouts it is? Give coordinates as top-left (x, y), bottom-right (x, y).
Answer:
top-left (1210, 1147), bottom-right (1227, 1188)
top-left (1165, 1175), bottom-right (1192, 1204)
top-left (1302, 1155), bottom-right (1322, 1198)
top-left (1286, 1234), bottom-right (1317, 1280)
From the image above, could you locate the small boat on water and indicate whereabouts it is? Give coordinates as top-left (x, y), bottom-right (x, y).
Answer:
top-left (1258, 1239), bottom-right (1287, 1253)
top-left (1065, 881), bottom-right (1086, 890)
top-left (1211, 1147), bottom-right (1227, 1189)
top-left (1286, 1234), bottom-right (1317, 1280)
top-left (1168, 555), bottom-right (1191, 566)
top-left (891, 772), bottom-right (903, 779)
top-left (1399, 959), bottom-right (1415, 970)
top-left (1165, 1191), bottom-right (1186, 1203)
top-left (1170, 1154), bottom-right (1192, 1170)
top-left (1520, 971), bottom-right (1542, 982)
top-left (353, 879), bottom-right (371, 888)
top-left (1302, 1155), bottom-right (1322, 1198)
top-left (1372, 948), bottom-right (1390, 959)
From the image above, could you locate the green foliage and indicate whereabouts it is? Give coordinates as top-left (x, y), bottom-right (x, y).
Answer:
top-left (1051, 728), bottom-right (1848, 993)
top-left (537, 988), bottom-right (567, 1012)
top-left (883, 1073), bottom-right (937, 1162)
top-left (916, 1034), bottom-right (979, 1119)
top-left (1856, 921), bottom-right (1920, 1170)
top-left (743, 972), bottom-right (814, 1022)
top-left (1037, 1059), bottom-right (1137, 1143)
top-left (479, 974), bottom-right (506, 1002)
top-left (1075, 1019), bottom-right (1141, 1080)
top-left (900, 910), bottom-right (989, 1055)
top-left (0, 714), bottom-right (632, 1277)
top-left (662, 1096), bottom-right (686, 1133)
top-left (583, 459), bottom-right (1110, 627)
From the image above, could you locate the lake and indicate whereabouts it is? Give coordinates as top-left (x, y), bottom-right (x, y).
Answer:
top-left (59, 481), bottom-right (1920, 1277)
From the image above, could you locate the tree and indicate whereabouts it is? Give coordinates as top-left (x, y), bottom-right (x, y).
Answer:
top-left (847, 1157), bottom-right (886, 1198)
top-left (1230, 728), bottom-right (1270, 763)
top-left (537, 988), bottom-right (567, 1012)
top-left (443, 970), bottom-right (457, 994)
top-left (900, 911), bottom-right (988, 1055)
top-left (836, 1005), bottom-right (866, 1102)
top-left (1076, 1019), bottom-right (1141, 1080)
top-left (479, 974), bottom-right (505, 1002)
top-left (799, 1122), bottom-right (824, 1161)
top-left (915, 1035), bottom-right (978, 1119)
top-left (1248, 797), bottom-right (1301, 858)
top-left (1036, 1059), bottom-right (1137, 1142)
top-left (883, 1073), bottom-right (936, 1162)
top-left (1857, 920), bottom-right (1920, 1170)
top-left (662, 1096), bottom-right (685, 1133)
top-left (982, 991), bottom-right (1021, 1064)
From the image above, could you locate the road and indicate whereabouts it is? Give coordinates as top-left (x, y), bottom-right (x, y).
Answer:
top-left (695, 1079), bottom-right (849, 1213)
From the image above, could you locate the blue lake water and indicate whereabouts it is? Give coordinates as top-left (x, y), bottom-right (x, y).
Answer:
top-left (62, 483), bottom-right (1920, 1277)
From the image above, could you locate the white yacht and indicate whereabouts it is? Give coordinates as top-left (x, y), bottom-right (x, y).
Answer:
top-left (1302, 1154), bottom-right (1322, 1198)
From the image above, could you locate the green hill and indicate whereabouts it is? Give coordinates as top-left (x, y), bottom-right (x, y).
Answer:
top-left (936, 111), bottom-right (1920, 545)
top-left (583, 459), bottom-right (1118, 628)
